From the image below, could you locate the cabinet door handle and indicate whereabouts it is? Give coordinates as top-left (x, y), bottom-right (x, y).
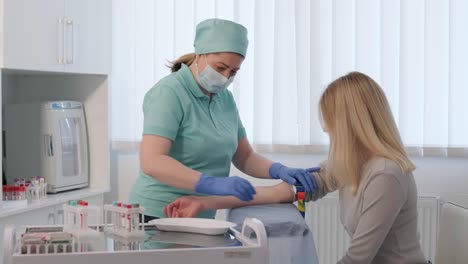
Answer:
top-left (66, 19), bottom-right (74, 64)
top-left (56, 209), bottom-right (64, 225)
top-left (57, 17), bottom-right (65, 64)
top-left (48, 212), bottom-right (56, 225)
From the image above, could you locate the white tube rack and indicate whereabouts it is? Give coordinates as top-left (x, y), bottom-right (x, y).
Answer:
top-left (62, 203), bottom-right (100, 239)
top-left (20, 242), bottom-right (74, 254)
top-left (104, 204), bottom-right (145, 238)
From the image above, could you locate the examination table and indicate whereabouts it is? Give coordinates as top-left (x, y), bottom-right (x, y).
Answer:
top-left (228, 203), bottom-right (319, 264)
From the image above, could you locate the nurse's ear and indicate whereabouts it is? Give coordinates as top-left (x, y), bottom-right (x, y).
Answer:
top-left (194, 54), bottom-right (200, 66)
top-left (194, 54), bottom-right (208, 72)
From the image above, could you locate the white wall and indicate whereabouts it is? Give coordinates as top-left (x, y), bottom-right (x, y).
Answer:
top-left (107, 150), bottom-right (468, 207)
top-left (107, 149), bottom-right (140, 203)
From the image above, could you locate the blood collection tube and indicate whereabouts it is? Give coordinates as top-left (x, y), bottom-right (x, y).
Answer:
top-left (112, 201), bottom-right (118, 230)
top-left (24, 181), bottom-right (31, 201)
top-left (11, 185), bottom-right (19, 201)
top-left (12, 186), bottom-right (16, 200)
top-left (132, 204), bottom-right (140, 231)
top-left (38, 177), bottom-right (45, 198)
top-left (31, 177), bottom-right (39, 200)
top-left (121, 203), bottom-right (127, 231)
top-left (295, 184), bottom-right (306, 218)
top-left (79, 200), bottom-right (89, 230)
top-left (2, 186), bottom-right (7, 200)
top-left (19, 186), bottom-right (26, 200)
top-left (116, 202), bottom-right (122, 230)
top-left (7, 186), bottom-right (13, 200)
top-left (69, 200), bottom-right (78, 226)
top-left (126, 204), bottom-right (132, 232)
top-left (296, 192), bottom-right (306, 217)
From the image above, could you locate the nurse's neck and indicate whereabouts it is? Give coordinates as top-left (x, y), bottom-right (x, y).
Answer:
top-left (200, 87), bottom-right (214, 98)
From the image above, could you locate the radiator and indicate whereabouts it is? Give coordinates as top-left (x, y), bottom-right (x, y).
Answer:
top-left (306, 196), bottom-right (440, 263)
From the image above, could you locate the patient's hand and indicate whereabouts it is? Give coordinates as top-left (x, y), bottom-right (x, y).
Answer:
top-left (164, 196), bottom-right (205, 218)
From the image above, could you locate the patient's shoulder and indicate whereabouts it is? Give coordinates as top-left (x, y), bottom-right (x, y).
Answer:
top-left (363, 157), bottom-right (410, 186)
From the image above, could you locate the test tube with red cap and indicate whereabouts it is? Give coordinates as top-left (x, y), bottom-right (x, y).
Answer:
top-left (116, 202), bottom-right (122, 231)
top-left (79, 200), bottom-right (89, 230)
top-left (132, 204), bottom-right (140, 231)
top-left (295, 184), bottom-right (306, 218)
top-left (126, 204), bottom-right (132, 232)
top-left (19, 186), bottom-right (26, 200)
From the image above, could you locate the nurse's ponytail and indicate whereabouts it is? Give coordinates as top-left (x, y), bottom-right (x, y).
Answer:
top-left (168, 53), bottom-right (196, 72)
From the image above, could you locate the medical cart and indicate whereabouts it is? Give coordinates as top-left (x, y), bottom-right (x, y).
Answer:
top-left (3, 217), bottom-right (268, 264)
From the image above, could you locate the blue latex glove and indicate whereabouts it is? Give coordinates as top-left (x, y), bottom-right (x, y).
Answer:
top-left (305, 167), bottom-right (321, 174)
top-left (269, 163), bottom-right (320, 193)
top-left (296, 167), bottom-right (321, 192)
top-left (195, 174), bottom-right (256, 202)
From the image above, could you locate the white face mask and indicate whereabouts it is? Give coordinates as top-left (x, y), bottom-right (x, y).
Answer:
top-left (196, 55), bottom-right (234, 94)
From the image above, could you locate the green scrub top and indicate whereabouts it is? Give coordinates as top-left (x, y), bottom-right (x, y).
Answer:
top-left (129, 64), bottom-right (247, 219)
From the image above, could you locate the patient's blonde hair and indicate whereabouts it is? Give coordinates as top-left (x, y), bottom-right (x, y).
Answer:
top-left (319, 72), bottom-right (415, 194)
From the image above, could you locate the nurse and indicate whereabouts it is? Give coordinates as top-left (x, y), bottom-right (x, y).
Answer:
top-left (129, 18), bottom-right (318, 222)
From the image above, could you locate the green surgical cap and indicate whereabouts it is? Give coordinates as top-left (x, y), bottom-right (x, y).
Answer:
top-left (194, 18), bottom-right (249, 57)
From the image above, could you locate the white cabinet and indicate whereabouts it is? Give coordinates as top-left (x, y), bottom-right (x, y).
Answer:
top-left (63, 0), bottom-right (111, 74)
top-left (0, 0), bottom-right (111, 74)
top-left (0, 0), bottom-right (65, 72)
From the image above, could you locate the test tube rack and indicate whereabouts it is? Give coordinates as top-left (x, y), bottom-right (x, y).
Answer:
top-left (109, 234), bottom-right (144, 251)
top-left (12, 176), bottom-right (48, 202)
top-left (19, 232), bottom-right (74, 255)
top-left (63, 202), bottom-right (100, 239)
top-left (104, 203), bottom-right (145, 238)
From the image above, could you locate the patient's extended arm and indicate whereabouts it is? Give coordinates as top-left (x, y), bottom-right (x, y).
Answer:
top-left (164, 182), bottom-right (295, 218)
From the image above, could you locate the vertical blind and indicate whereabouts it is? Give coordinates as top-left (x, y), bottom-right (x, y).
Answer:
top-left (112, 0), bottom-right (468, 155)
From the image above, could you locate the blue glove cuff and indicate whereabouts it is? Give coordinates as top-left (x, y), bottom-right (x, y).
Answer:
top-left (269, 162), bottom-right (284, 179)
top-left (194, 173), bottom-right (212, 194)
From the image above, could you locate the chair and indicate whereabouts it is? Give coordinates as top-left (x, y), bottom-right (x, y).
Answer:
top-left (434, 202), bottom-right (468, 264)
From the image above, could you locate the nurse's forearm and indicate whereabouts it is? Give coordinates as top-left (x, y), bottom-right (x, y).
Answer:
top-left (141, 154), bottom-right (201, 190)
top-left (235, 152), bottom-right (273, 179)
top-left (233, 138), bottom-right (272, 179)
top-left (200, 182), bottom-right (294, 210)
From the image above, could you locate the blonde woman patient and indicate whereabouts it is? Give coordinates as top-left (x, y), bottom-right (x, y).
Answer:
top-left (164, 72), bottom-right (428, 264)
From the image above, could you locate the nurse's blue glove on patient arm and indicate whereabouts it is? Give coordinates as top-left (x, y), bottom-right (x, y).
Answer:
top-left (195, 174), bottom-right (256, 202)
top-left (269, 163), bottom-right (320, 193)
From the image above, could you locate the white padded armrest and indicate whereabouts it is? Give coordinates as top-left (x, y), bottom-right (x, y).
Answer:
top-left (435, 203), bottom-right (468, 264)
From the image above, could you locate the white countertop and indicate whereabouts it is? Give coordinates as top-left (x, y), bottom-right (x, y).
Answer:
top-left (0, 188), bottom-right (108, 218)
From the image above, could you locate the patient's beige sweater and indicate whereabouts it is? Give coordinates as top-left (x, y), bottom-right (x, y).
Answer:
top-left (306, 157), bottom-right (427, 264)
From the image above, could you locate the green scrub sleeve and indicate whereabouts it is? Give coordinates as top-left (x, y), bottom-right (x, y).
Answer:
top-left (237, 112), bottom-right (247, 139)
top-left (142, 86), bottom-right (183, 141)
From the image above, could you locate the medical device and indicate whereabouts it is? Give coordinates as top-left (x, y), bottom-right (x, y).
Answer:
top-left (4, 101), bottom-right (89, 193)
